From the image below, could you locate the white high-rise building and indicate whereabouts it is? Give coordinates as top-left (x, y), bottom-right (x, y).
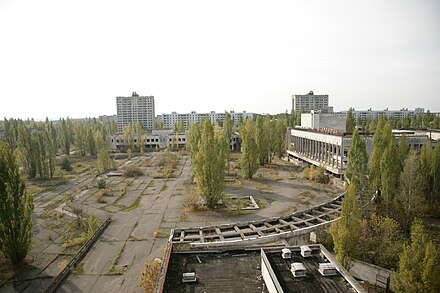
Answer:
top-left (157, 111), bottom-right (254, 129)
top-left (116, 92), bottom-right (155, 132)
top-left (292, 91), bottom-right (330, 113)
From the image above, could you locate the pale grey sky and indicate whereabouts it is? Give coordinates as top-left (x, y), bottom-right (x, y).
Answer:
top-left (1, 0), bottom-right (439, 120)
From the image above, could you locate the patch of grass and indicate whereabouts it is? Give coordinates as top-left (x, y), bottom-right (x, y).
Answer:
top-left (109, 267), bottom-right (126, 275)
top-left (179, 216), bottom-right (189, 222)
top-left (129, 235), bottom-right (148, 241)
top-left (109, 242), bottom-right (126, 275)
top-left (124, 165), bottom-right (144, 177)
top-left (73, 262), bottom-right (84, 275)
top-left (123, 195), bottom-right (142, 212)
top-left (160, 182), bottom-right (168, 193)
top-left (153, 230), bottom-right (169, 239)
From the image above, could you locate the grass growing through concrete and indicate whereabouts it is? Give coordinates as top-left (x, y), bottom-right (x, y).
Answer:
top-left (122, 195), bottom-right (142, 212)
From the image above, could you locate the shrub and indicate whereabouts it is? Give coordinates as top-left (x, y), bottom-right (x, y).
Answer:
top-left (124, 165), bottom-right (144, 177)
top-left (139, 258), bottom-right (162, 292)
top-left (97, 178), bottom-right (106, 189)
top-left (60, 157), bottom-right (72, 171)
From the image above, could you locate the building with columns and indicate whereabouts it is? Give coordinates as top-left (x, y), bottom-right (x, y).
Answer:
top-left (286, 127), bottom-right (439, 177)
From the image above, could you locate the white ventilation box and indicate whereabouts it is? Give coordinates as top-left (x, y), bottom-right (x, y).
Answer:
top-left (300, 245), bottom-right (312, 258)
top-left (182, 272), bottom-right (197, 283)
top-left (281, 248), bottom-right (292, 259)
top-left (291, 262), bottom-right (306, 277)
top-left (318, 263), bottom-right (337, 276)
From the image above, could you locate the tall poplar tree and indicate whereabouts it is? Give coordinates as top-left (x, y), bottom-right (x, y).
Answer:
top-left (345, 129), bottom-right (369, 206)
top-left (0, 142), bottom-right (34, 264)
top-left (240, 118), bottom-right (259, 179)
top-left (256, 116), bottom-right (266, 165)
top-left (396, 150), bottom-right (425, 234)
top-left (330, 184), bottom-right (362, 269)
top-left (223, 112), bottom-right (233, 174)
top-left (193, 118), bottom-right (225, 208)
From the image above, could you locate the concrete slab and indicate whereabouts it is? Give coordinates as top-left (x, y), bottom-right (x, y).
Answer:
top-left (58, 274), bottom-right (99, 293)
top-left (82, 240), bottom-right (124, 274)
top-left (90, 275), bottom-right (124, 293)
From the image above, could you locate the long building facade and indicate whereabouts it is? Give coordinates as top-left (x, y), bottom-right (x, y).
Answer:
top-left (116, 92), bottom-right (155, 132)
top-left (157, 111), bottom-right (253, 129)
top-left (286, 127), bottom-right (438, 177)
top-left (342, 108), bottom-right (425, 121)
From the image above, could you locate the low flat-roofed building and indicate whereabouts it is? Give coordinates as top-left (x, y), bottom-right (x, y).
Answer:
top-left (162, 250), bottom-right (266, 292)
top-left (261, 245), bottom-right (364, 293)
top-left (157, 244), bottom-right (365, 293)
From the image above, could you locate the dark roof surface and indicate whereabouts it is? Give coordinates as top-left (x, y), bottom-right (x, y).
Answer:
top-left (265, 250), bottom-right (353, 293)
top-left (163, 250), bottom-right (267, 293)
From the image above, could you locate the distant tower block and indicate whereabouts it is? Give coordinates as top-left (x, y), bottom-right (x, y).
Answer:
top-left (116, 92), bottom-right (155, 133)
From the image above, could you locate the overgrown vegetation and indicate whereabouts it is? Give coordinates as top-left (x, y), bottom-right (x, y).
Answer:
top-left (0, 142), bottom-right (34, 265)
top-left (124, 165), bottom-right (144, 177)
top-left (139, 258), bottom-right (162, 292)
top-left (302, 165), bottom-right (329, 184)
top-left (63, 214), bottom-right (100, 248)
top-left (330, 117), bottom-right (440, 291)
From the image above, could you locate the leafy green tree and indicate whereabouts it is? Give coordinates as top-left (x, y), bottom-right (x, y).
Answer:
top-left (345, 129), bottom-right (369, 206)
top-left (380, 137), bottom-right (399, 214)
top-left (0, 142), bottom-right (34, 264)
top-left (256, 116), bottom-right (266, 165)
top-left (263, 115), bottom-right (271, 163)
top-left (397, 134), bottom-right (410, 171)
top-left (346, 108), bottom-right (355, 133)
top-left (419, 142), bottom-right (432, 200)
top-left (17, 124), bottom-right (37, 178)
top-left (240, 118), bottom-right (259, 179)
top-left (74, 122), bottom-right (87, 156)
top-left (60, 118), bottom-right (71, 155)
top-left (431, 144), bottom-right (440, 205)
top-left (135, 122), bottom-right (144, 154)
top-left (393, 219), bottom-right (440, 292)
top-left (330, 184), bottom-right (362, 269)
top-left (188, 123), bottom-right (201, 161)
top-left (396, 149), bottom-right (425, 234)
top-left (123, 122), bottom-right (135, 153)
top-left (223, 112), bottom-right (233, 174)
top-left (87, 128), bottom-right (97, 156)
top-left (369, 117), bottom-right (386, 191)
top-left (362, 215), bottom-right (404, 269)
top-left (97, 147), bottom-right (113, 174)
top-left (193, 118), bottom-right (225, 208)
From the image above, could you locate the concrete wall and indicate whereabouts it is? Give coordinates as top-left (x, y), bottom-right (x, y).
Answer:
top-left (261, 249), bottom-right (283, 293)
top-left (349, 260), bottom-right (391, 289)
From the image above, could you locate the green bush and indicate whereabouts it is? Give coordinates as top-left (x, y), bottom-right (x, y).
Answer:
top-left (124, 165), bottom-right (144, 177)
top-left (60, 157), bottom-right (72, 171)
top-left (97, 178), bottom-right (106, 189)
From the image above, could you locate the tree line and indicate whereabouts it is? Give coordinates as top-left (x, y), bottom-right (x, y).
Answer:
top-left (1, 117), bottom-right (117, 178)
top-left (331, 116), bottom-right (440, 291)
top-left (188, 113), bottom-right (288, 208)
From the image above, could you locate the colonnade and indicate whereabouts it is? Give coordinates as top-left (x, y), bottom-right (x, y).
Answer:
top-left (291, 136), bottom-right (343, 169)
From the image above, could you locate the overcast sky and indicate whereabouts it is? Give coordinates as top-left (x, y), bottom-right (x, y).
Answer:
top-left (1, 0), bottom-right (439, 120)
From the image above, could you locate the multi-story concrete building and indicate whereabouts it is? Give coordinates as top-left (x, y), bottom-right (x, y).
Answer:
top-left (116, 92), bottom-right (155, 133)
top-left (157, 111), bottom-right (253, 129)
top-left (109, 130), bottom-right (242, 152)
top-left (286, 127), bottom-right (438, 177)
top-left (341, 108), bottom-right (425, 122)
top-left (292, 91), bottom-right (330, 113)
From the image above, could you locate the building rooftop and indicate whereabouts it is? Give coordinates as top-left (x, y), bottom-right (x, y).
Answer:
top-left (159, 244), bottom-right (364, 293)
top-left (163, 250), bottom-right (267, 292)
top-left (263, 247), bottom-right (356, 293)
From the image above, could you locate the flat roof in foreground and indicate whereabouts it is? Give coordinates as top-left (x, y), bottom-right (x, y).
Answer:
top-left (163, 250), bottom-right (267, 292)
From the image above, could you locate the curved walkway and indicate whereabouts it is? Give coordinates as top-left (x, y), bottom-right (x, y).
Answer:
top-left (172, 192), bottom-right (344, 247)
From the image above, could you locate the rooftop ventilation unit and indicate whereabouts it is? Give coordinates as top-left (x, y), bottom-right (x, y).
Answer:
top-left (182, 272), bottom-right (197, 283)
top-left (318, 263), bottom-right (337, 276)
top-left (291, 262), bottom-right (306, 278)
top-left (281, 248), bottom-right (292, 259)
top-left (300, 245), bottom-right (312, 258)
